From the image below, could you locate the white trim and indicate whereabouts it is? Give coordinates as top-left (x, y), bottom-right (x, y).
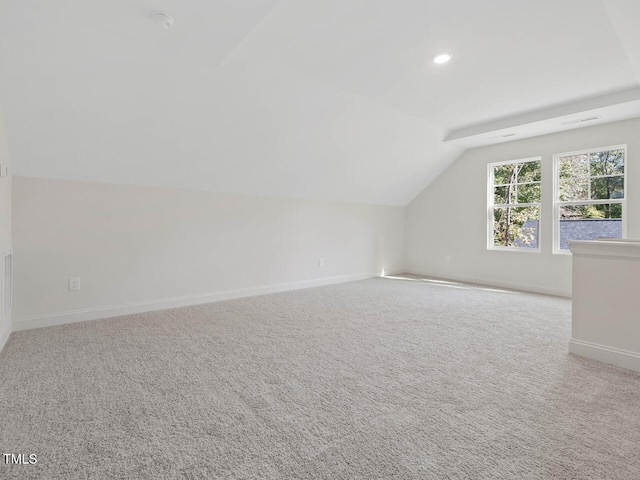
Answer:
top-left (569, 239), bottom-right (640, 259)
top-left (489, 246), bottom-right (541, 254)
top-left (554, 144), bottom-right (627, 159)
top-left (2, 250), bottom-right (12, 316)
top-left (489, 156), bottom-right (542, 168)
top-left (595, 237), bottom-right (640, 242)
top-left (569, 339), bottom-right (640, 373)
top-left (12, 271), bottom-right (383, 331)
top-left (0, 320), bottom-right (10, 354)
top-left (403, 267), bottom-right (571, 297)
top-left (0, 251), bottom-right (11, 354)
top-left (487, 162), bottom-right (493, 249)
top-left (558, 199), bottom-right (625, 206)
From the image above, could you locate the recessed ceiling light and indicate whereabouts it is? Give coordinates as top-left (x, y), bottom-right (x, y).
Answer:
top-left (433, 53), bottom-right (451, 64)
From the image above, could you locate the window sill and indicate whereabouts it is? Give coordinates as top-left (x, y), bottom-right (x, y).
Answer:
top-left (488, 247), bottom-right (541, 254)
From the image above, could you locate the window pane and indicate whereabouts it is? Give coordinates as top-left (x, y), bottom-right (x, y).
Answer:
top-left (558, 203), bottom-right (623, 250)
top-left (559, 154), bottom-right (588, 179)
top-left (590, 176), bottom-right (624, 200)
top-left (493, 164), bottom-right (514, 185)
top-left (590, 150), bottom-right (624, 176)
top-left (559, 177), bottom-right (588, 201)
top-left (494, 185), bottom-right (514, 205)
top-left (493, 206), bottom-right (539, 248)
top-left (517, 182), bottom-right (540, 203)
top-left (517, 161), bottom-right (541, 182)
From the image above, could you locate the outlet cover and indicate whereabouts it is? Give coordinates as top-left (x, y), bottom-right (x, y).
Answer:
top-left (69, 277), bottom-right (81, 291)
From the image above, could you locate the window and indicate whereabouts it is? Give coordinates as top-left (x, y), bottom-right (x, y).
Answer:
top-left (488, 158), bottom-right (541, 251)
top-left (553, 145), bottom-right (626, 253)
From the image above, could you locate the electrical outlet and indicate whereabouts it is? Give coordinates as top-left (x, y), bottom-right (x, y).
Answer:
top-left (445, 256), bottom-right (451, 263)
top-left (69, 277), bottom-right (81, 291)
top-left (319, 258), bottom-right (325, 267)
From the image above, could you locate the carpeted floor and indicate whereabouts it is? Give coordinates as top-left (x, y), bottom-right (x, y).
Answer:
top-left (1, 276), bottom-right (639, 479)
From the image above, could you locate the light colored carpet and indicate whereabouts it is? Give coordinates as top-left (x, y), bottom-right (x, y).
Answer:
top-left (1, 276), bottom-right (639, 479)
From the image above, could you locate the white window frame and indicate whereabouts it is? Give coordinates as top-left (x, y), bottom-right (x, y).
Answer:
top-left (487, 157), bottom-right (542, 253)
top-left (552, 144), bottom-right (627, 255)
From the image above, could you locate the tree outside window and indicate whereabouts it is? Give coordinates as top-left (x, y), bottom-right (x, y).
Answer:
top-left (488, 158), bottom-right (541, 251)
top-left (554, 146), bottom-right (625, 252)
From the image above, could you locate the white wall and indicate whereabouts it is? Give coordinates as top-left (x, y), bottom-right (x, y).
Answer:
top-left (569, 240), bottom-right (640, 372)
top-left (0, 110), bottom-right (11, 349)
top-left (405, 117), bottom-right (640, 297)
top-left (9, 117), bottom-right (640, 334)
top-left (12, 177), bottom-right (405, 330)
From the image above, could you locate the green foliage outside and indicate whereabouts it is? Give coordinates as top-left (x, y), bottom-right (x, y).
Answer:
top-left (492, 161), bottom-right (540, 247)
top-left (493, 206), bottom-right (539, 247)
top-left (558, 149), bottom-right (624, 219)
top-left (492, 150), bottom-right (623, 248)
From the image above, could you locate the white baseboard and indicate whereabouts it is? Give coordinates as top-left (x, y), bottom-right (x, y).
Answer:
top-left (569, 339), bottom-right (640, 373)
top-left (403, 268), bottom-right (572, 298)
top-left (12, 272), bottom-right (380, 332)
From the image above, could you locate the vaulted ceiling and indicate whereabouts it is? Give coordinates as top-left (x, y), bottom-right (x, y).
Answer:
top-left (0, 0), bottom-right (639, 205)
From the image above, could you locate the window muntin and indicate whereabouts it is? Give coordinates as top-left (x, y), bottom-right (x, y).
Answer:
top-left (554, 146), bottom-right (626, 253)
top-left (488, 158), bottom-right (541, 251)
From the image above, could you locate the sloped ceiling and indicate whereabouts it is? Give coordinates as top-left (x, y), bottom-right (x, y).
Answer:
top-left (0, 0), bottom-right (639, 206)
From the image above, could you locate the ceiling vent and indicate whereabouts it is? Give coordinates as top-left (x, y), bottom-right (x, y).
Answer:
top-left (487, 133), bottom-right (516, 140)
top-left (560, 115), bottom-right (601, 126)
